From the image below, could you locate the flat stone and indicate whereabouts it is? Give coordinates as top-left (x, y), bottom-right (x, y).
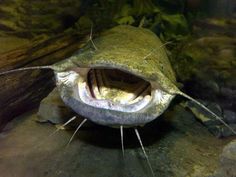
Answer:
top-left (220, 140), bottom-right (236, 175)
top-left (37, 88), bottom-right (75, 124)
top-left (220, 87), bottom-right (236, 98)
top-left (184, 100), bottom-right (236, 137)
top-left (212, 140), bottom-right (236, 177)
top-left (208, 124), bottom-right (236, 138)
top-left (224, 110), bottom-right (236, 124)
top-left (184, 100), bottom-right (221, 126)
top-left (206, 80), bottom-right (220, 94)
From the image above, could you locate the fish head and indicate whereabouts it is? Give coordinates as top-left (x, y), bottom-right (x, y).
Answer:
top-left (53, 25), bottom-right (179, 128)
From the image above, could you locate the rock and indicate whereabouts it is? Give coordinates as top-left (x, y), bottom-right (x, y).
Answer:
top-left (220, 87), bottom-right (234, 97)
top-left (173, 24), bottom-right (236, 138)
top-left (184, 100), bottom-right (236, 137)
top-left (218, 49), bottom-right (234, 60)
top-left (212, 140), bottom-right (236, 177)
top-left (0, 0), bottom-right (82, 36)
top-left (207, 102), bottom-right (223, 117)
top-left (220, 140), bottom-right (236, 175)
top-left (224, 110), bottom-right (236, 124)
top-left (206, 80), bottom-right (220, 94)
top-left (0, 33), bottom-right (87, 131)
top-left (37, 88), bottom-right (75, 124)
top-left (208, 124), bottom-right (236, 138)
top-left (185, 100), bottom-right (222, 126)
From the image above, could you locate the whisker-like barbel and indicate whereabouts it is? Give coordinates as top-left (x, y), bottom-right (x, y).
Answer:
top-left (66, 118), bottom-right (87, 147)
top-left (32, 116), bottom-right (77, 150)
top-left (179, 92), bottom-right (236, 135)
top-left (0, 66), bottom-right (53, 76)
top-left (120, 125), bottom-right (125, 157)
top-left (89, 23), bottom-right (98, 51)
top-left (134, 128), bottom-right (155, 177)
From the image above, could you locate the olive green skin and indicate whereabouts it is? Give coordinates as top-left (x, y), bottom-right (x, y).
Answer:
top-left (53, 25), bottom-right (180, 127)
top-left (73, 25), bottom-right (175, 81)
top-left (55, 25), bottom-right (178, 93)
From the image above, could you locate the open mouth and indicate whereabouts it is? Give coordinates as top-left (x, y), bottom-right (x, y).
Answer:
top-left (56, 66), bottom-right (175, 126)
top-left (78, 68), bottom-right (153, 112)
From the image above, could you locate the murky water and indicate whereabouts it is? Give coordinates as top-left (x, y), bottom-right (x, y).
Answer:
top-left (0, 1), bottom-right (235, 177)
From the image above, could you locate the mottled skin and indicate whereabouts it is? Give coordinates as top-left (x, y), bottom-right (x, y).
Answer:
top-left (74, 25), bottom-right (175, 81)
top-left (55, 25), bottom-right (178, 92)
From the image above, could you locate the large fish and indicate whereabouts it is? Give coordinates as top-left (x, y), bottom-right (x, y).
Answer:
top-left (52, 25), bottom-right (232, 130)
top-left (54, 25), bottom-right (177, 127)
top-left (0, 25), bottom-right (235, 176)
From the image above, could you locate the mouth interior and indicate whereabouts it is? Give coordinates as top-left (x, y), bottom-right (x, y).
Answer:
top-left (87, 69), bottom-right (151, 105)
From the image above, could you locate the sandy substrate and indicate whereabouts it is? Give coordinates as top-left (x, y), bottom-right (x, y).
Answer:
top-left (0, 105), bottom-right (232, 177)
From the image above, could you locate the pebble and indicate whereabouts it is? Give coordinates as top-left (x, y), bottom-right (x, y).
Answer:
top-left (212, 140), bottom-right (236, 177)
top-left (37, 88), bottom-right (75, 124)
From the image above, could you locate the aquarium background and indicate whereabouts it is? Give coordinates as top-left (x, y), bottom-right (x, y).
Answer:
top-left (0, 0), bottom-right (236, 177)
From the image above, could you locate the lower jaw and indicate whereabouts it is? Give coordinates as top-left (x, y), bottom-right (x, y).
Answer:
top-left (56, 67), bottom-right (175, 127)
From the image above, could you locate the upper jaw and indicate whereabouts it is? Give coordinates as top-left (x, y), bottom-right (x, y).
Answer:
top-left (55, 67), bottom-right (175, 127)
